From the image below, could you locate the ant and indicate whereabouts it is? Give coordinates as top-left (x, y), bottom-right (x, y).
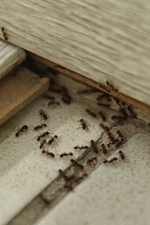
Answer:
top-left (101, 144), bottom-right (107, 154)
top-left (96, 93), bottom-right (111, 102)
top-left (15, 125), bottom-right (28, 137)
top-left (120, 108), bottom-right (128, 117)
top-left (127, 106), bottom-right (137, 118)
top-left (34, 124), bottom-right (47, 131)
top-left (97, 103), bottom-right (110, 107)
top-left (63, 185), bottom-right (73, 191)
top-left (42, 150), bottom-right (55, 157)
top-left (79, 119), bottom-right (87, 130)
top-left (60, 152), bottom-right (73, 157)
top-left (61, 96), bottom-right (71, 105)
top-left (1, 27), bottom-right (8, 40)
top-left (99, 111), bottom-right (106, 121)
top-left (48, 101), bottom-right (60, 107)
top-left (116, 141), bottom-right (123, 148)
top-left (43, 95), bottom-right (55, 100)
top-left (75, 173), bottom-right (88, 183)
top-left (116, 130), bottom-right (123, 138)
top-left (103, 157), bottom-right (118, 164)
top-left (106, 81), bottom-right (118, 92)
top-left (37, 131), bottom-right (50, 141)
top-left (61, 86), bottom-right (72, 105)
top-left (90, 140), bottom-right (98, 154)
top-left (99, 83), bottom-right (111, 93)
top-left (86, 109), bottom-right (97, 118)
top-left (86, 157), bottom-right (97, 165)
top-left (58, 170), bottom-right (75, 181)
top-left (78, 88), bottom-right (99, 95)
top-left (49, 87), bottom-right (62, 93)
top-left (39, 110), bottom-right (48, 120)
top-left (99, 124), bottom-right (110, 132)
top-left (47, 152), bottom-right (55, 157)
top-left (39, 140), bottom-right (46, 149)
top-left (74, 145), bottom-right (89, 150)
top-left (70, 159), bottom-right (84, 170)
top-left (107, 132), bottom-right (116, 144)
top-left (48, 135), bottom-right (58, 145)
top-left (118, 151), bottom-right (125, 160)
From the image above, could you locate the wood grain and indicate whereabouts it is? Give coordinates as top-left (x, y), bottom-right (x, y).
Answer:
top-left (29, 53), bottom-right (150, 114)
top-left (0, 1), bottom-right (150, 105)
top-left (0, 67), bottom-right (49, 126)
top-left (0, 40), bottom-right (26, 79)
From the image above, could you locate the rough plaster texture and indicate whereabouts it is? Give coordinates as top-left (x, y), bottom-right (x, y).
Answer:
top-left (37, 133), bottom-right (150, 225)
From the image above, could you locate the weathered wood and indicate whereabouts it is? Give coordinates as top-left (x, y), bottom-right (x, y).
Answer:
top-left (0, 67), bottom-right (49, 126)
top-left (0, 1), bottom-right (150, 105)
top-left (0, 40), bottom-right (26, 79)
top-left (30, 53), bottom-right (150, 114)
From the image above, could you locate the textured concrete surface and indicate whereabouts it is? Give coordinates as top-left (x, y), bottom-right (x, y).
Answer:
top-left (37, 132), bottom-right (150, 225)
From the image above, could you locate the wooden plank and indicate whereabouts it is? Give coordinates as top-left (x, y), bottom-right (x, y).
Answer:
top-left (0, 40), bottom-right (26, 79)
top-left (0, 0), bottom-right (150, 106)
top-left (29, 53), bottom-right (150, 114)
top-left (0, 67), bottom-right (49, 126)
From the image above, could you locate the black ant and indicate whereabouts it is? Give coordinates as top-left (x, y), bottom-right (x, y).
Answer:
top-left (120, 108), bottom-right (128, 117)
top-left (103, 157), bottom-right (118, 164)
top-left (34, 124), bottom-right (47, 131)
top-left (39, 110), bottom-right (48, 120)
top-left (58, 170), bottom-right (75, 181)
top-left (99, 83), bottom-right (111, 93)
top-left (61, 86), bottom-right (72, 105)
top-left (74, 145), bottom-right (89, 150)
top-left (39, 140), bottom-right (46, 149)
top-left (127, 106), bottom-right (137, 118)
top-left (101, 144), bottom-right (107, 154)
top-left (96, 93), bottom-right (111, 102)
top-left (106, 81), bottom-right (118, 91)
top-left (116, 130), bottom-right (123, 138)
top-left (48, 101), bottom-right (60, 107)
top-left (90, 140), bottom-right (98, 154)
top-left (49, 87), bottom-right (62, 93)
top-left (79, 119), bottom-right (87, 130)
top-left (47, 152), bottom-right (55, 157)
top-left (63, 185), bottom-right (73, 191)
top-left (78, 88), bottom-right (99, 95)
top-left (107, 132), bottom-right (116, 144)
top-left (61, 96), bottom-right (71, 105)
top-left (99, 111), bottom-right (106, 121)
top-left (116, 141), bottom-right (123, 148)
top-left (48, 135), bottom-right (58, 145)
top-left (77, 89), bottom-right (92, 95)
top-left (86, 157), bottom-right (97, 165)
top-left (42, 150), bottom-right (55, 157)
top-left (1, 27), bottom-right (8, 40)
top-left (60, 152), bottom-right (73, 157)
top-left (99, 124), bottom-right (110, 132)
top-left (15, 125), bottom-right (28, 137)
top-left (70, 159), bottom-right (84, 170)
top-left (108, 157), bottom-right (118, 163)
top-left (43, 95), bottom-right (55, 100)
top-left (86, 109), bottom-right (97, 118)
top-left (37, 132), bottom-right (50, 141)
top-left (118, 151), bottom-right (125, 160)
